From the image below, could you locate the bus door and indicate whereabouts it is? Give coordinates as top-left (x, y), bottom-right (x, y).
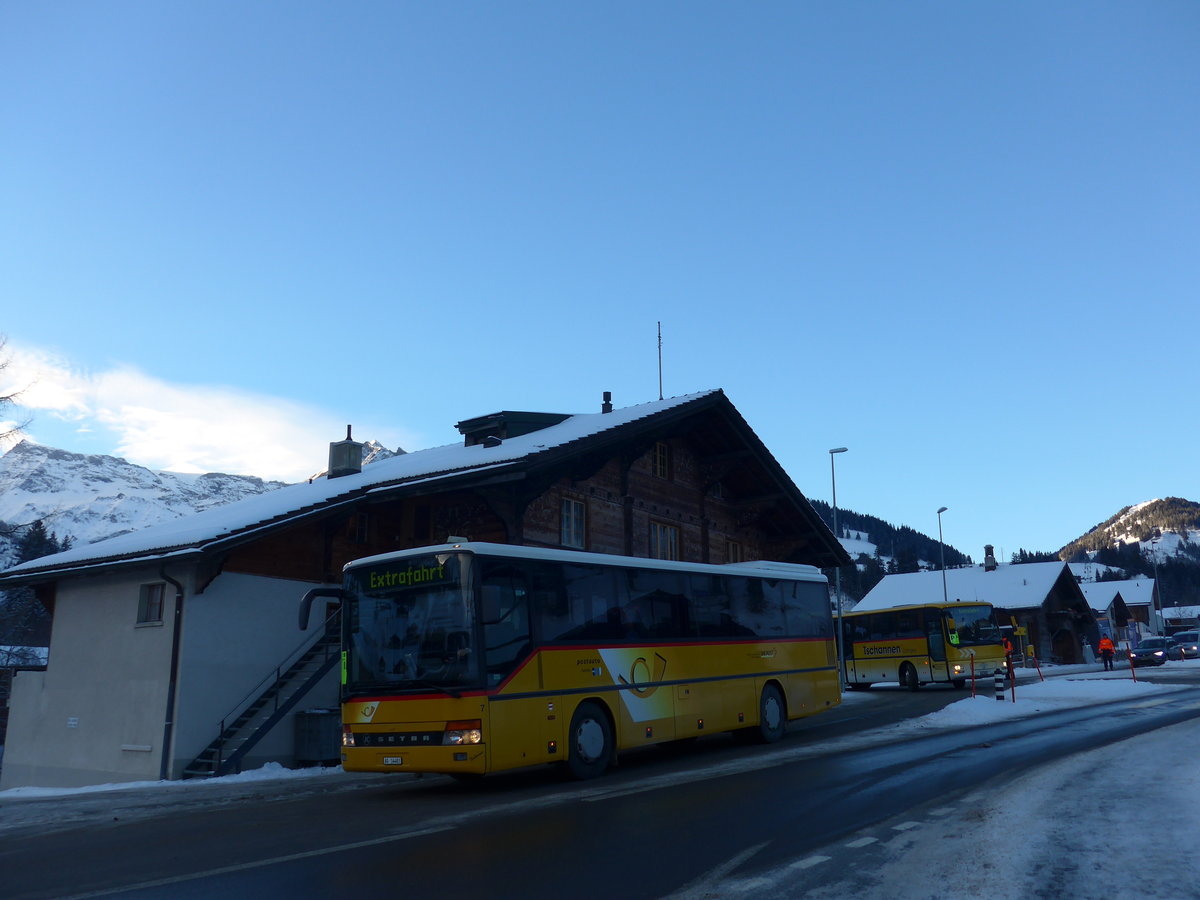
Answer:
top-left (478, 559), bottom-right (555, 771)
top-left (842, 617), bottom-right (866, 685)
top-left (924, 609), bottom-right (947, 680)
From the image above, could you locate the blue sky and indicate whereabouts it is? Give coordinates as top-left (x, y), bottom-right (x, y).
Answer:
top-left (1, 2), bottom-right (1196, 562)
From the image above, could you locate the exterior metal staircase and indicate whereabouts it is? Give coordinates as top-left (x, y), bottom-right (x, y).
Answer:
top-left (182, 611), bottom-right (340, 778)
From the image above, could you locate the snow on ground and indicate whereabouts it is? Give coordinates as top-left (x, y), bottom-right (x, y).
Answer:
top-left (0, 759), bottom-right (344, 801)
top-left (787, 711), bottom-right (1200, 900)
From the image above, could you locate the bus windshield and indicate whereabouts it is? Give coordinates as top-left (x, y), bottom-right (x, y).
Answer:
top-left (948, 604), bottom-right (1001, 647)
top-left (344, 553), bottom-right (480, 694)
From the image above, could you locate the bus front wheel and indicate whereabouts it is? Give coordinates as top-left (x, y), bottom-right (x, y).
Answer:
top-left (901, 663), bottom-right (920, 691)
top-left (567, 701), bottom-right (613, 780)
top-left (755, 683), bottom-right (787, 743)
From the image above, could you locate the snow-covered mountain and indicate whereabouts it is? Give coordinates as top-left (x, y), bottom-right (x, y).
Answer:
top-left (0, 439), bottom-right (400, 569)
top-left (1059, 497), bottom-right (1200, 560)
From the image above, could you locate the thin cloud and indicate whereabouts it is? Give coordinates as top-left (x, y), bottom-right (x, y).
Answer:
top-left (0, 343), bottom-right (417, 481)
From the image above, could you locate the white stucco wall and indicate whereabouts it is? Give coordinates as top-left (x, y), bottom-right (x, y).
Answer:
top-left (0, 567), bottom-right (341, 790)
top-left (0, 567), bottom-right (176, 789)
top-left (170, 571), bottom-right (340, 777)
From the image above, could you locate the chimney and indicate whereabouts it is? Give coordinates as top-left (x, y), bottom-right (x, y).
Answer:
top-left (602, 391), bottom-right (613, 414)
top-left (328, 425), bottom-right (364, 479)
top-left (984, 544), bottom-right (998, 572)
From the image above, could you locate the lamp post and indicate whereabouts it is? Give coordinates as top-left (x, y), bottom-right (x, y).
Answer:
top-left (937, 506), bottom-right (949, 604)
top-left (1151, 539), bottom-right (1164, 635)
top-left (829, 447), bottom-right (848, 681)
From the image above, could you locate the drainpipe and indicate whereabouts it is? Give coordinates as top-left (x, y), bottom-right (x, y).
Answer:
top-left (159, 568), bottom-right (185, 781)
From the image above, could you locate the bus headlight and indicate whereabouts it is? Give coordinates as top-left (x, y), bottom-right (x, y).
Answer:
top-left (342, 725), bottom-right (356, 748)
top-left (444, 720), bottom-right (483, 745)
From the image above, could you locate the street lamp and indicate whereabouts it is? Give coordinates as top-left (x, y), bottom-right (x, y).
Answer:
top-left (1151, 539), bottom-right (1164, 635)
top-left (937, 506), bottom-right (949, 604)
top-left (829, 447), bottom-right (848, 681)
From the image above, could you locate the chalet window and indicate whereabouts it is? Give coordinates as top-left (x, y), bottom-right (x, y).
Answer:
top-left (649, 521), bottom-right (679, 560)
top-left (348, 512), bottom-right (369, 544)
top-left (726, 540), bottom-right (744, 563)
top-left (653, 442), bottom-right (671, 479)
top-left (561, 498), bottom-right (586, 549)
top-left (137, 583), bottom-right (165, 625)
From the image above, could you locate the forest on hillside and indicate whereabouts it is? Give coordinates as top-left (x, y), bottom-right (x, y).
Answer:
top-left (1088, 540), bottom-right (1200, 609)
top-left (810, 500), bottom-right (973, 603)
top-left (1060, 497), bottom-right (1200, 558)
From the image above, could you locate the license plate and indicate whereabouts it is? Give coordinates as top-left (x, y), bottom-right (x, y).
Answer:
top-left (382, 756), bottom-right (404, 766)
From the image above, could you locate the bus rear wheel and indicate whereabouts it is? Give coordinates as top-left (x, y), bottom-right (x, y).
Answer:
top-left (567, 701), bottom-right (613, 780)
top-left (901, 663), bottom-right (920, 691)
top-left (755, 683), bottom-right (787, 743)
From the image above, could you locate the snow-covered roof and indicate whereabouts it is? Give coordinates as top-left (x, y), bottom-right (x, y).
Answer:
top-left (1080, 579), bottom-right (1157, 610)
top-left (854, 562), bottom-right (1072, 612)
top-left (0, 391), bottom-right (729, 581)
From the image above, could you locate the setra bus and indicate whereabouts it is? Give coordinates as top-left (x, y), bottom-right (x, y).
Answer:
top-left (298, 541), bottom-right (840, 779)
top-left (841, 601), bottom-right (1005, 690)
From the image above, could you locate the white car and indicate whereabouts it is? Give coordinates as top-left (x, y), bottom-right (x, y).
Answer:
top-left (1170, 630), bottom-right (1199, 660)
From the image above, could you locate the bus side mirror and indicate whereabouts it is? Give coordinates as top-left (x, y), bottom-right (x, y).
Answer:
top-left (299, 587), bottom-right (346, 630)
top-left (481, 585), bottom-right (503, 624)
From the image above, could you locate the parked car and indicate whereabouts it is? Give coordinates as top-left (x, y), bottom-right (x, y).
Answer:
top-left (1170, 630), bottom-right (1200, 660)
top-left (1128, 637), bottom-right (1173, 667)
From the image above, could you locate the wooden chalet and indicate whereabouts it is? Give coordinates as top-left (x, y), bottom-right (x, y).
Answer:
top-left (0, 389), bottom-right (848, 789)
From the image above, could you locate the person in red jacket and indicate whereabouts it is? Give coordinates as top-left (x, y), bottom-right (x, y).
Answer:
top-left (1098, 634), bottom-right (1116, 671)
top-left (1002, 635), bottom-right (1015, 679)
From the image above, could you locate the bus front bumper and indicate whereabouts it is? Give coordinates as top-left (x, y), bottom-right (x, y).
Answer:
top-left (342, 744), bottom-right (487, 775)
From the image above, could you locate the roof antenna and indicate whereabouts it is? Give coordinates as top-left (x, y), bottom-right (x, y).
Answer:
top-left (657, 321), bottom-right (663, 400)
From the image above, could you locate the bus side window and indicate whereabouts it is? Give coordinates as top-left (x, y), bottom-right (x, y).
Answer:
top-left (627, 569), bottom-right (687, 639)
top-left (480, 562), bottom-right (533, 685)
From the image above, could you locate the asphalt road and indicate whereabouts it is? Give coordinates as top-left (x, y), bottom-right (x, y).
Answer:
top-left (3, 670), bottom-right (1197, 900)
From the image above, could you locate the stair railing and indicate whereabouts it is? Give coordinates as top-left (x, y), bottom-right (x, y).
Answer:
top-left (210, 607), bottom-right (340, 774)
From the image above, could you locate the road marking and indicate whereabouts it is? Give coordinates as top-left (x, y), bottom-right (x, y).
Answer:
top-left (56, 825), bottom-right (456, 900)
top-left (659, 840), bottom-right (769, 899)
top-left (581, 782), bottom-right (666, 801)
top-left (929, 806), bottom-right (956, 817)
top-left (737, 877), bottom-right (774, 890)
top-left (845, 836), bottom-right (878, 848)
top-left (787, 855), bottom-right (831, 871)
top-left (892, 821), bottom-right (922, 831)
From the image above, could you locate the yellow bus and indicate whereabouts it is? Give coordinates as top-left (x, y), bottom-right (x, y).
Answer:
top-left (841, 601), bottom-right (1005, 691)
top-left (299, 541), bottom-right (840, 779)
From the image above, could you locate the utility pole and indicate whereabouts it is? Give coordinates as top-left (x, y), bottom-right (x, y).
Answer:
top-left (657, 321), bottom-right (663, 400)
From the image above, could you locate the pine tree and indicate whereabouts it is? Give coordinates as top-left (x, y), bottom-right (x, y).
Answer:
top-left (0, 519), bottom-right (64, 648)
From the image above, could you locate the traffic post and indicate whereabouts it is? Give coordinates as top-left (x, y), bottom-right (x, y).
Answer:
top-left (1029, 646), bottom-right (1044, 682)
top-left (994, 668), bottom-right (1005, 701)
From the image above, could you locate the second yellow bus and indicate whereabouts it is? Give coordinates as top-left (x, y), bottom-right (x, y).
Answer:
top-left (842, 601), bottom-right (1005, 690)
